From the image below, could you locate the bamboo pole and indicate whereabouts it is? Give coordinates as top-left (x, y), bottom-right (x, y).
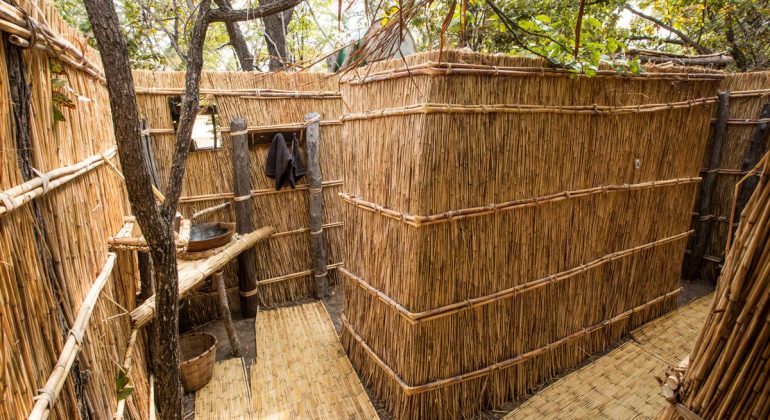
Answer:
top-left (214, 272), bottom-right (241, 357)
top-left (342, 99), bottom-right (719, 121)
top-left (304, 112), bottom-right (329, 298)
top-left (179, 179), bottom-right (344, 204)
top-left (684, 91), bottom-right (730, 280)
top-left (28, 253), bottom-right (117, 420)
top-left (133, 86), bottom-right (341, 97)
top-left (230, 117), bottom-right (261, 315)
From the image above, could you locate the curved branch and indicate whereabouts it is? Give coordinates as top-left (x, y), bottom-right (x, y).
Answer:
top-left (208, 0), bottom-right (304, 22)
top-left (624, 5), bottom-right (710, 54)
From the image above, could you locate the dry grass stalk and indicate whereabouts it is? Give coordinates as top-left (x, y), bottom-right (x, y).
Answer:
top-left (661, 151), bottom-right (770, 419)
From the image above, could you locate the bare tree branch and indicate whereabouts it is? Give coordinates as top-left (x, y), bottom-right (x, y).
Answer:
top-left (208, 0), bottom-right (304, 22)
top-left (624, 5), bottom-right (711, 54)
top-left (213, 0), bottom-right (256, 70)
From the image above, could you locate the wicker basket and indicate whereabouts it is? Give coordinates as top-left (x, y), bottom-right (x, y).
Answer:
top-left (179, 332), bottom-right (217, 392)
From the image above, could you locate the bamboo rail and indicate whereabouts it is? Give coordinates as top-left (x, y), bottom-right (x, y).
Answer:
top-left (179, 179), bottom-right (344, 204)
top-left (340, 177), bottom-right (700, 228)
top-left (108, 218), bottom-right (191, 253)
top-left (133, 86), bottom-right (341, 98)
top-left (343, 288), bottom-right (681, 396)
top-left (341, 100), bottom-right (718, 122)
top-left (0, 147), bottom-right (117, 217)
top-left (269, 222), bottom-right (344, 239)
top-left (28, 253), bottom-right (117, 420)
top-left (341, 61), bottom-right (724, 84)
top-left (257, 262), bottom-right (344, 286)
top-left (341, 231), bottom-right (691, 324)
top-left (130, 226), bottom-right (275, 328)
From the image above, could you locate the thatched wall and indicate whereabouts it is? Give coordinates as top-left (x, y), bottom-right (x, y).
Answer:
top-left (0, 1), bottom-right (149, 418)
top-left (687, 71), bottom-right (770, 282)
top-left (132, 70), bottom-right (345, 325)
top-left (338, 50), bottom-right (721, 418)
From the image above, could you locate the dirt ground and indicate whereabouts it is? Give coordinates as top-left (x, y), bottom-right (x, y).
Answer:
top-left (183, 277), bottom-right (714, 419)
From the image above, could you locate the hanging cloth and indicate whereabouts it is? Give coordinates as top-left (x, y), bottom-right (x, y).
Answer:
top-left (265, 133), bottom-right (306, 190)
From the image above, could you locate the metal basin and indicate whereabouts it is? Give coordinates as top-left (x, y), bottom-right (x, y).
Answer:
top-left (188, 222), bottom-right (235, 252)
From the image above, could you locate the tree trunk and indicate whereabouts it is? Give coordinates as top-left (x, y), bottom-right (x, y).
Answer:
top-left (213, 0), bottom-right (255, 71)
top-left (304, 113), bottom-right (329, 298)
top-left (260, 0), bottom-right (294, 70)
top-left (82, 0), bottom-right (184, 418)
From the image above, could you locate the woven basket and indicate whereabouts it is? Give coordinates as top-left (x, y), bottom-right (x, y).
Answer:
top-left (179, 332), bottom-right (217, 392)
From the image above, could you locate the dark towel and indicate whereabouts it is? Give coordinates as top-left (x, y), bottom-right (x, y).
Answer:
top-left (290, 134), bottom-right (307, 184)
top-left (265, 133), bottom-right (306, 190)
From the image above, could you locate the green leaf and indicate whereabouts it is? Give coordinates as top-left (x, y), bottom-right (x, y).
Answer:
top-left (585, 17), bottom-right (601, 30)
top-left (116, 385), bottom-right (134, 401)
top-left (52, 105), bottom-right (66, 122)
top-left (535, 14), bottom-right (551, 24)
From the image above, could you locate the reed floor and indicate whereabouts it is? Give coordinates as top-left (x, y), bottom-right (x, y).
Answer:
top-left (192, 300), bottom-right (378, 419)
top-left (503, 293), bottom-right (714, 419)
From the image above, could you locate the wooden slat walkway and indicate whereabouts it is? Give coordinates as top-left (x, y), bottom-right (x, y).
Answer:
top-left (505, 294), bottom-right (713, 419)
top-left (251, 302), bottom-right (378, 419)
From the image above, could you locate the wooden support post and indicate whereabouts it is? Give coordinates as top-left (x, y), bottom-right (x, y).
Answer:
top-left (733, 103), bottom-right (770, 232)
top-left (214, 271), bottom-right (241, 357)
top-left (305, 112), bottom-right (329, 298)
top-left (684, 91), bottom-right (730, 280)
top-left (231, 118), bottom-right (260, 315)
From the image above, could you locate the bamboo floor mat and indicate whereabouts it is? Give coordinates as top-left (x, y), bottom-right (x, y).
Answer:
top-left (251, 302), bottom-right (378, 419)
top-left (506, 294), bottom-right (714, 419)
top-left (194, 358), bottom-right (253, 419)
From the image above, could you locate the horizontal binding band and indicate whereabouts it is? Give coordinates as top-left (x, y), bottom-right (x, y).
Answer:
top-left (341, 230), bottom-right (691, 324)
top-left (342, 288), bottom-right (681, 396)
top-left (341, 98), bottom-right (717, 121)
top-left (179, 179), bottom-right (344, 203)
top-left (240, 288), bottom-right (259, 297)
top-left (339, 177), bottom-right (700, 228)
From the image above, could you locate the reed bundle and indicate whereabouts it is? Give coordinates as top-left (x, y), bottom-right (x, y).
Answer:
top-left (660, 152), bottom-right (770, 419)
top-left (133, 70), bottom-right (346, 312)
top-left (339, 50), bottom-right (718, 418)
top-left (686, 71), bottom-right (770, 282)
top-left (1, 2), bottom-right (148, 417)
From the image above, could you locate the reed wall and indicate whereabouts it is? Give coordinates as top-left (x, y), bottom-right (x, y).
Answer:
top-left (132, 70), bottom-right (345, 324)
top-left (687, 71), bottom-right (770, 281)
top-left (338, 50), bottom-right (721, 418)
top-left (0, 1), bottom-right (149, 418)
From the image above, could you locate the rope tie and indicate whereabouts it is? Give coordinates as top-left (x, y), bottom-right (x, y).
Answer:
top-left (240, 287), bottom-right (259, 297)
top-left (141, 128), bottom-right (151, 136)
top-left (33, 386), bottom-right (56, 406)
top-left (233, 194), bottom-right (251, 202)
top-left (313, 271), bottom-right (328, 278)
top-left (0, 191), bottom-right (20, 210)
top-left (31, 168), bottom-right (50, 194)
top-left (20, 8), bottom-right (38, 49)
top-left (309, 187), bottom-right (322, 194)
top-left (230, 130), bottom-right (249, 137)
top-left (310, 229), bottom-right (323, 236)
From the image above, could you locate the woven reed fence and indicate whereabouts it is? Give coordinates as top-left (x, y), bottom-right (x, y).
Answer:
top-left (338, 50), bottom-right (721, 419)
top-left (661, 152), bottom-right (770, 419)
top-left (132, 70), bottom-right (345, 324)
top-left (685, 71), bottom-right (770, 282)
top-left (0, 1), bottom-right (149, 418)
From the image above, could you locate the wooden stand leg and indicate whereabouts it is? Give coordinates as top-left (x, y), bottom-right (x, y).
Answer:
top-left (214, 271), bottom-right (242, 357)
